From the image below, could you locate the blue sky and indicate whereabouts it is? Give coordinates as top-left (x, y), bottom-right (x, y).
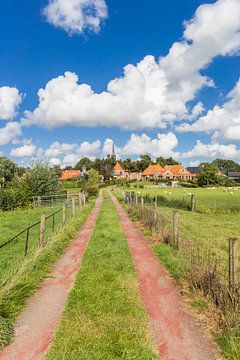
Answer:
top-left (0, 0), bottom-right (239, 167)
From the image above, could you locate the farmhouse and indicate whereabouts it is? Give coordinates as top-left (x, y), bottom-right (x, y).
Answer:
top-left (112, 163), bottom-right (128, 179)
top-left (142, 164), bottom-right (192, 181)
top-left (59, 170), bottom-right (81, 181)
top-left (142, 164), bottom-right (163, 179)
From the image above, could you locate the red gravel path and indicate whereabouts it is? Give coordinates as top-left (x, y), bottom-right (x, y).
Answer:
top-left (111, 193), bottom-right (219, 360)
top-left (0, 195), bottom-right (102, 360)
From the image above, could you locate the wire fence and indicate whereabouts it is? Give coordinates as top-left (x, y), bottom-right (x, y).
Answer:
top-left (123, 190), bottom-right (239, 319)
top-left (0, 193), bottom-right (87, 286)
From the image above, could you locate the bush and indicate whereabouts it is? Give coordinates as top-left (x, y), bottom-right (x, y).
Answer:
top-left (179, 181), bottom-right (198, 188)
top-left (0, 182), bottom-right (31, 211)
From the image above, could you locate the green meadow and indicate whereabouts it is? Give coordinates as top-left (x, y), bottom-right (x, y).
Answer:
top-left (127, 184), bottom-right (240, 212)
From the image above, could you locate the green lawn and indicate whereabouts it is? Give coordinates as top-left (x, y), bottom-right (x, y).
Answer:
top-left (127, 184), bottom-right (240, 212)
top-left (46, 192), bottom-right (159, 360)
top-left (0, 199), bottom-right (95, 349)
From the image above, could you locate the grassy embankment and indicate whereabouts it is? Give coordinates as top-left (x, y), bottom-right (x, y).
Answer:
top-left (0, 198), bottom-right (95, 349)
top-left (46, 192), bottom-right (159, 360)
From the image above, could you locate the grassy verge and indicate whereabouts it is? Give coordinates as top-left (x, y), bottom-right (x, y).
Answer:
top-left (0, 198), bottom-right (96, 349)
top-left (45, 192), bottom-right (159, 360)
top-left (113, 190), bottom-right (240, 359)
top-left (153, 243), bottom-right (240, 360)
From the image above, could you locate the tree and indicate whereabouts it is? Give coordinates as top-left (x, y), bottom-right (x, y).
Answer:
top-left (122, 158), bottom-right (138, 172)
top-left (87, 168), bottom-right (101, 185)
top-left (75, 157), bottom-right (93, 171)
top-left (0, 157), bottom-right (18, 186)
top-left (137, 155), bottom-right (152, 172)
top-left (25, 161), bottom-right (59, 196)
top-left (165, 157), bottom-right (179, 165)
top-left (212, 159), bottom-right (240, 175)
top-left (197, 162), bottom-right (221, 186)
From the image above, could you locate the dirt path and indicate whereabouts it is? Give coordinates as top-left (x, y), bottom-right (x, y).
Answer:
top-left (111, 193), bottom-right (219, 360)
top-left (0, 195), bottom-right (103, 360)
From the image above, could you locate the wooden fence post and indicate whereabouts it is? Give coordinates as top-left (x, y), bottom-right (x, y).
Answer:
top-left (72, 197), bottom-right (76, 217)
top-left (24, 228), bottom-right (30, 256)
top-left (153, 200), bottom-right (157, 226)
top-left (191, 194), bottom-right (195, 212)
top-left (62, 204), bottom-right (66, 227)
top-left (39, 214), bottom-right (46, 247)
top-left (37, 196), bottom-right (41, 208)
top-left (136, 194), bottom-right (138, 206)
top-left (141, 195), bottom-right (144, 210)
top-left (229, 237), bottom-right (238, 290)
top-left (78, 192), bottom-right (82, 208)
top-left (173, 210), bottom-right (179, 249)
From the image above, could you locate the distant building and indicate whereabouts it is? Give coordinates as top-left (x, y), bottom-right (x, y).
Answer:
top-left (142, 164), bottom-right (163, 179)
top-left (142, 164), bottom-right (192, 181)
top-left (112, 163), bottom-right (127, 179)
top-left (228, 172), bottom-right (240, 181)
top-left (187, 167), bottom-right (201, 179)
top-left (59, 170), bottom-right (81, 181)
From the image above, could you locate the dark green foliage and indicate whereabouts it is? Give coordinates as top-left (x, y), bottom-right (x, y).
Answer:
top-left (0, 180), bottom-right (31, 211)
top-left (197, 163), bottom-right (222, 187)
top-left (75, 157), bottom-right (93, 171)
top-left (155, 156), bottom-right (179, 167)
top-left (0, 157), bottom-right (18, 186)
top-left (25, 161), bottom-right (59, 196)
top-left (212, 159), bottom-right (240, 175)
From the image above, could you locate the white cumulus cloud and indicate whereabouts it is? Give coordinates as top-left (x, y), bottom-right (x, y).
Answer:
top-left (182, 140), bottom-right (240, 160)
top-left (0, 122), bottom-right (22, 145)
top-left (0, 86), bottom-right (22, 120)
top-left (25, 0), bottom-right (240, 130)
top-left (178, 78), bottom-right (240, 141)
top-left (10, 143), bottom-right (37, 158)
top-left (43, 0), bottom-right (108, 35)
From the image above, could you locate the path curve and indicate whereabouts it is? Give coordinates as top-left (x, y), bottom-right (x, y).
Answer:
top-left (0, 195), bottom-right (103, 360)
top-left (110, 192), bottom-right (219, 360)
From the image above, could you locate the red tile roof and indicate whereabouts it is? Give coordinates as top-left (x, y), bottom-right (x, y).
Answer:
top-left (59, 170), bottom-right (81, 181)
top-left (142, 164), bottom-right (164, 176)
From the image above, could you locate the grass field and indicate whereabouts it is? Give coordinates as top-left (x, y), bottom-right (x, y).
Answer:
top-left (46, 192), bottom-right (158, 360)
top-left (0, 205), bottom-right (74, 286)
top-left (127, 184), bottom-right (240, 213)
top-left (0, 199), bottom-right (95, 349)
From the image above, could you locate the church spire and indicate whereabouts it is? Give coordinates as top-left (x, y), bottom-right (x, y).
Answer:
top-left (112, 142), bottom-right (116, 159)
